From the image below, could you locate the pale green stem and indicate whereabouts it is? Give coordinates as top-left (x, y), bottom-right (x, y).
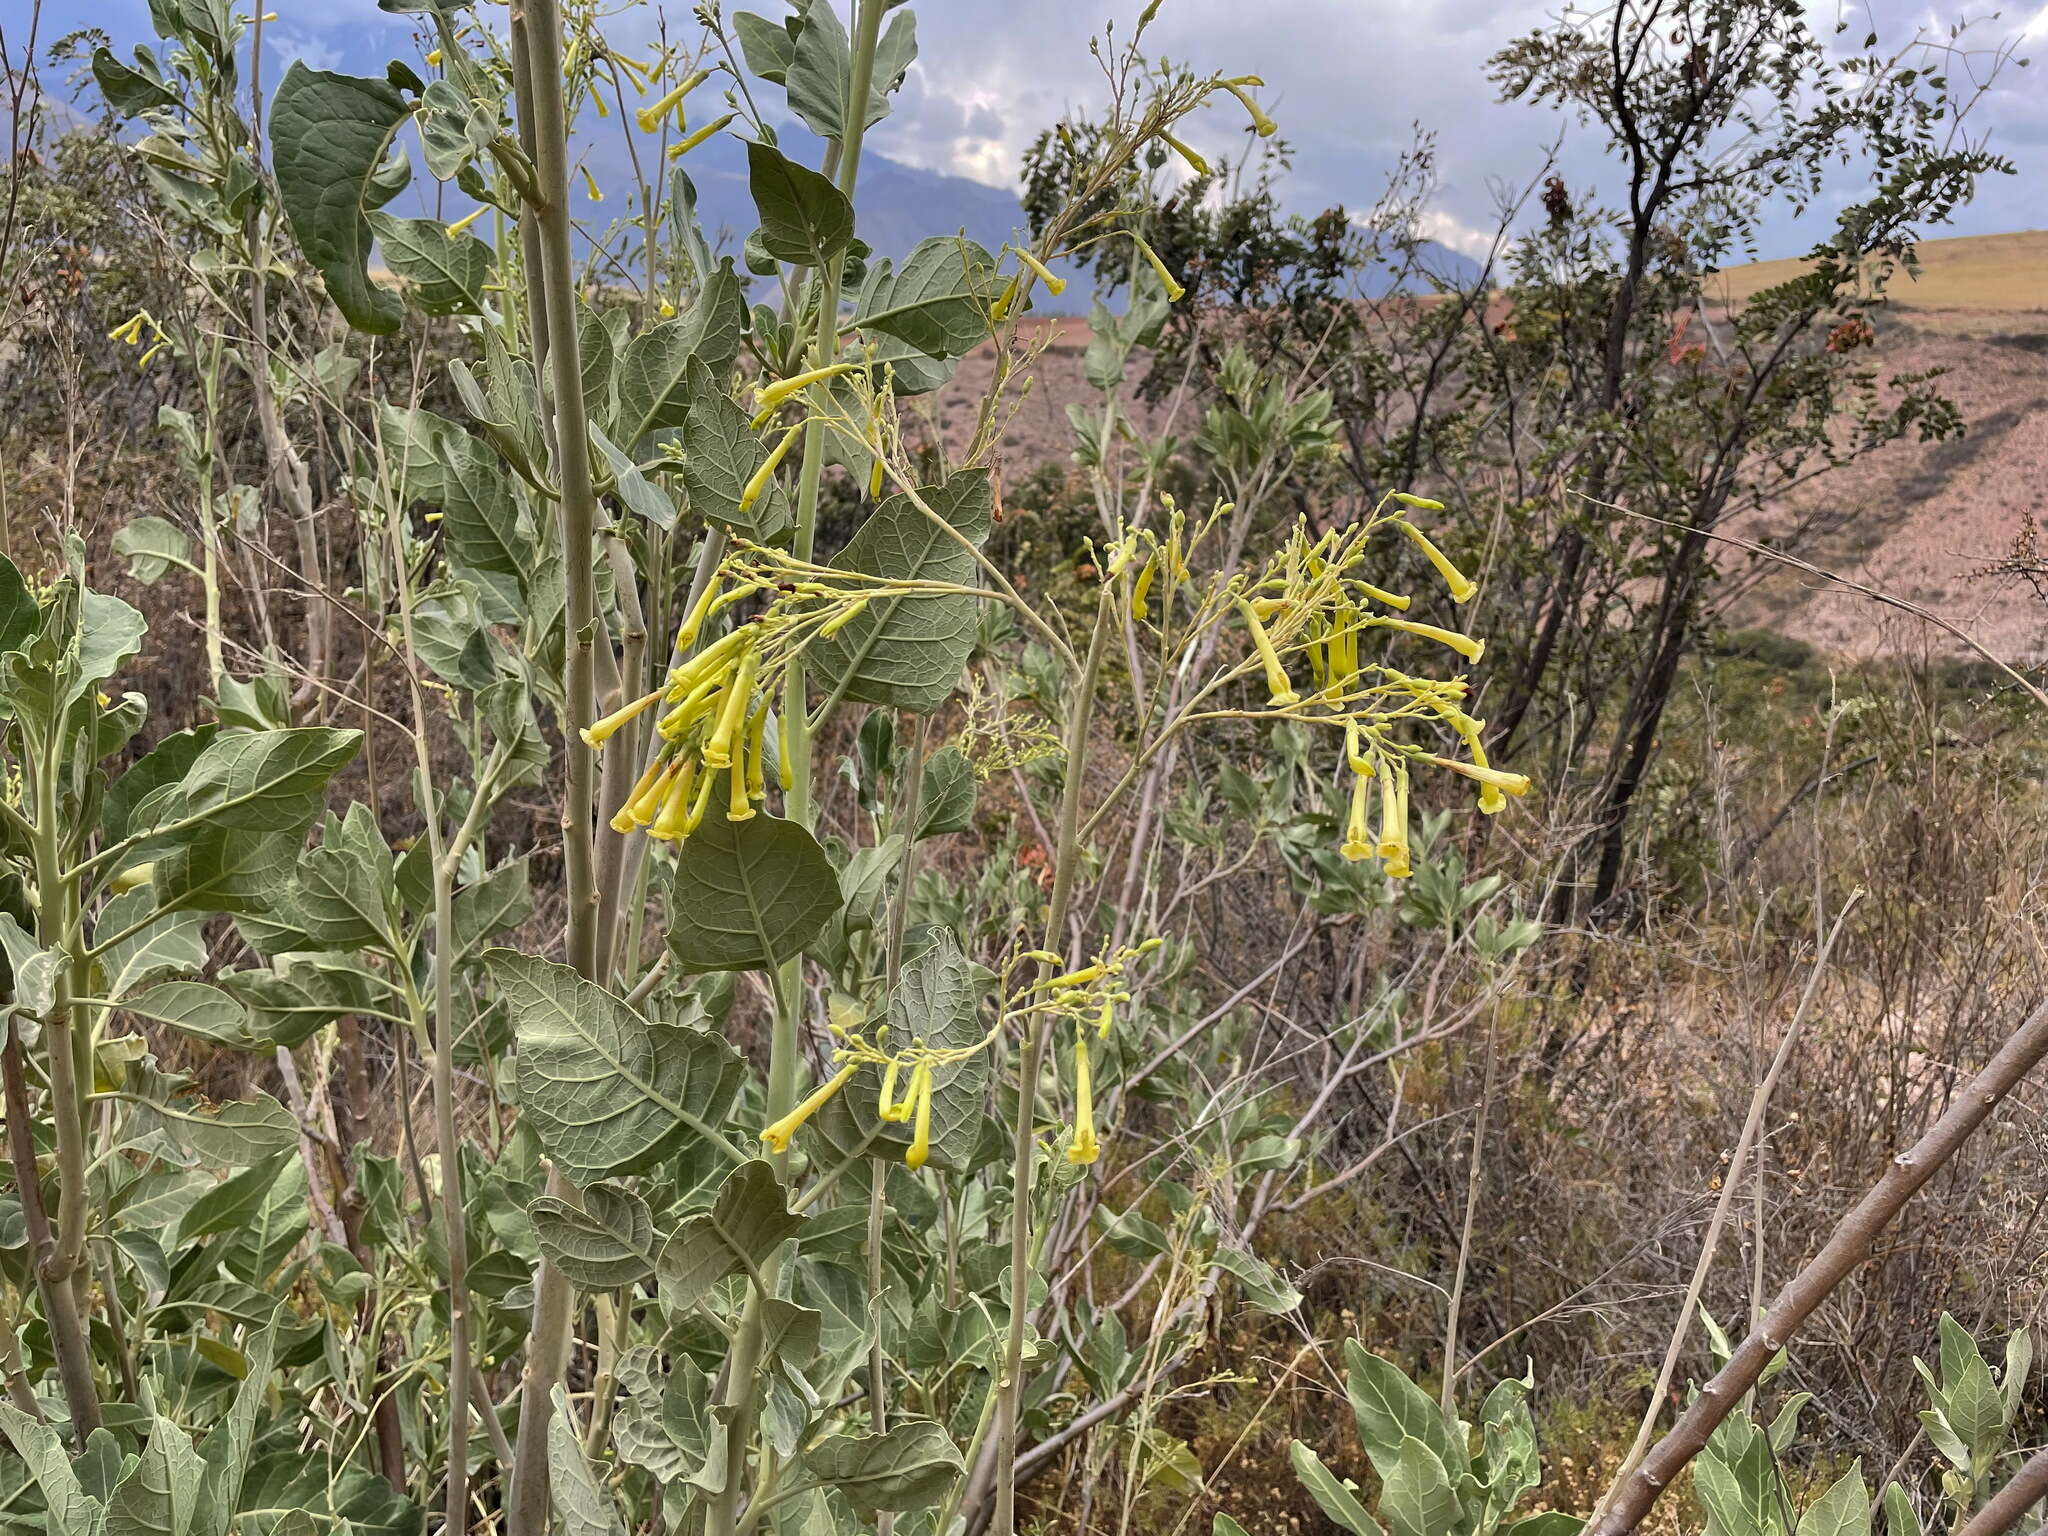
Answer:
top-left (990, 589), bottom-right (1113, 1536)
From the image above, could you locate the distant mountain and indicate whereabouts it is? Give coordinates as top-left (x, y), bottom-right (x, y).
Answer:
top-left (567, 125), bottom-right (1482, 313)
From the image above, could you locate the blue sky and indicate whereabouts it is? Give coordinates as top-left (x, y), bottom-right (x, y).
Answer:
top-left (12, 0), bottom-right (2044, 263)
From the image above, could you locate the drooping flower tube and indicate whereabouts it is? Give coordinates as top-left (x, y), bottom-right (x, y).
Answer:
top-left (1067, 1027), bottom-right (1099, 1165)
top-left (760, 1061), bottom-right (861, 1155)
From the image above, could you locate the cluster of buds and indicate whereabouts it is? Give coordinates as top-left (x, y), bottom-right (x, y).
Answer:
top-left (1109, 491), bottom-right (1529, 879)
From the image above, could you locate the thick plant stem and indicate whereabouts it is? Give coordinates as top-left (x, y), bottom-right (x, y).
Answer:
top-left (709, 10), bottom-right (885, 1536)
top-left (506, 0), bottom-right (611, 1527)
top-left (1588, 997), bottom-right (2048, 1536)
top-left (24, 741), bottom-right (99, 1437)
top-left (990, 593), bottom-right (1112, 1536)
top-left (1, 1019), bottom-right (89, 1434)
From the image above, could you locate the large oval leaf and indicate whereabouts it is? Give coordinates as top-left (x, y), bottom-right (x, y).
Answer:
top-left (667, 807), bottom-right (842, 974)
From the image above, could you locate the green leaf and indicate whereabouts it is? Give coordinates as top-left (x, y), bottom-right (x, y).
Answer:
top-left (916, 744), bottom-right (976, 838)
top-left (2001, 1326), bottom-right (2030, 1419)
top-left (150, 830), bottom-right (303, 920)
top-left (112, 517), bottom-right (194, 585)
top-left (802, 1419), bottom-right (962, 1515)
top-left (656, 1158), bottom-right (806, 1314)
top-left (856, 237), bottom-right (998, 359)
top-left (199, 1315), bottom-right (280, 1529)
top-left (105, 1413), bottom-right (205, 1536)
top-left (531, 1181), bottom-right (659, 1290)
top-left (779, 0), bottom-right (916, 139)
top-left (678, 355), bottom-right (785, 537)
top-left (1216, 1518), bottom-right (1253, 1536)
top-left (745, 139), bottom-right (854, 267)
top-left (105, 726), bottom-right (217, 843)
top-left (92, 45), bottom-right (178, 115)
top-left (0, 556), bottom-right (35, 655)
top-left (270, 64), bottom-right (412, 334)
top-left (455, 857), bottom-right (531, 953)
top-left (1880, 1484), bottom-right (1920, 1536)
top-left (614, 258), bottom-right (745, 444)
top-left (0, 913), bottom-right (59, 1018)
top-left (667, 805), bottom-right (842, 974)
top-left (129, 1076), bottom-right (299, 1167)
top-left (1943, 1351), bottom-right (2005, 1451)
top-left (1502, 1517), bottom-right (1584, 1536)
top-left (1343, 1340), bottom-right (1468, 1481)
top-left (808, 471), bottom-right (992, 713)
top-left (293, 804), bottom-right (397, 950)
top-left (1695, 1429), bottom-right (1775, 1536)
top-left (487, 949), bottom-right (745, 1183)
top-left (177, 1154), bottom-right (291, 1244)
top-left (380, 404), bottom-right (528, 578)
top-left (369, 213), bottom-right (490, 315)
top-left (218, 957), bottom-right (376, 1048)
top-left (1289, 1441), bottom-right (1384, 1536)
top-left (121, 981), bottom-right (257, 1052)
top-left (1479, 1373), bottom-right (1541, 1523)
top-left (1381, 1435), bottom-right (1463, 1536)
top-left (732, 12), bottom-right (796, 82)
top-left (550, 1384), bottom-right (627, 1536)
top-left (1211, 1245), bottom-right (1302, 1314)
top-left (167, 727), bottom-right (363, 836)
top-left (1797, 1463), bottom-right (1871, 1536)
top-left (97, 890), bottom-right (207, 1000)
top-left (0, 1402), bottom-right (106, 1536)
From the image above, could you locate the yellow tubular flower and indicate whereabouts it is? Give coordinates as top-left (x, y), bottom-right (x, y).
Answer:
top-left (613, 756), bottom-right (674, 832)
top-left (1131, 553), bottom-right (1158, 621)
top-left (753, 361), bottom-right (860, 418)
top-left (1396, 519), bottom-right (1477, 603)
top-left (1131, 235), bottom-right (1185, 303)
top-left (740, 425), bottom-right (804, 516)
top-left (1393, 491), bottom-right (1445, 511)
top-left (1011, 246), bottom-right (1067, 297)
top-left (635, 68), bottom-right (709, 133)
top-left (650, 761), bottom-right (699, 840)
top-left (1345, 718), bottom-right (1374, 776)
top-left (110, 863), bottom-right (156, 895)
top-left (905, 1063), bottom-right (935, 1170)
top-left (777, 707), bottom-right (797, 791)
top-left (1379, 771), bottom-right (1412, 879)
top-left (683, 762), bottom-right (719, 834)
top-left (760, 1061), bottom-right (859, 1154)
top-left (1220, 78), bottom-right (1278, 137)
top-left (445, 206), bottom-right (487, 238)
top-left (878, 1058), bottom-right (909, 1122)
top-left (727, 753), bottom-right (753, 822)
top-left (1161, 130), bottom-right (1210, 176)
top-left (1380, 617), bottom-right (1484, 664)
top-left (818, 596), bottom-right (869, 638)
top-left (869, 455), bottom-right (885, 499)
top-left (1039, 962), bottom-right (1104, 992)
top-left (669, 112), bottom-right (738, 158)
top-left (702, 645), bottom-right (758, 769)
top-left (580, 165), bottom-right (604, 203)
top-left (1433, 755), bottom-right (1533, 811)
top-left (744, 704), bottom-right (769, 804)
top-left (1341, 769), bottom-right (1373, 862)
top-left (581, 687), bottom-right (663, 748)
top-left (675, 573), bottom-right (726, 653)
top-left (1352, 577), bottom-right (1411, 612)
top-left (1235, 598), bottom-right (1299, 707)
top-left (1067, 1031), bottom-right (1099, 1165)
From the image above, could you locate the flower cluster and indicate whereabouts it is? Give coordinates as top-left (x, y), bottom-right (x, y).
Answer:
top-left (757, 939), bottom-right (1159, 1170)
top-left (1110, 492), bottom-right (1530, 878)
top-left (585, 569), bottom-right (856, 841)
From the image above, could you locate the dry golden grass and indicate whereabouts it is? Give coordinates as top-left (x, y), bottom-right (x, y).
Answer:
top-left (1706, 228), bottom-right (2048, 311)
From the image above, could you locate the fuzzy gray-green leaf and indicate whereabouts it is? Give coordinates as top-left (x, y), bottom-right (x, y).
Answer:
top-left (667, 805), bottom-right (843, 974)
top-left (271, 65), bottom-right (411, 333)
